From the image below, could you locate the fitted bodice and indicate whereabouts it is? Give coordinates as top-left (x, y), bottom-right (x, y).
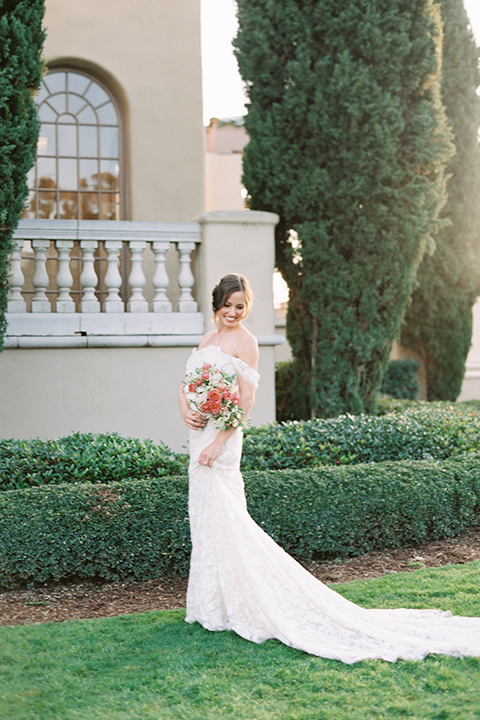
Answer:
top-left (186, 345), bottom-right (260, 389)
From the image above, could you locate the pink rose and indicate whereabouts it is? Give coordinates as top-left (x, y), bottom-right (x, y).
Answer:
top-left (207, 389), bottom-right (222, 403)
top-left (188, 383), bottom-right (197, 392)
top-left (201, 371), bottom-right (210, 381)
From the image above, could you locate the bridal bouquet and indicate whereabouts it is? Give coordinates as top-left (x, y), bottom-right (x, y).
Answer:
top-left (183, 362), bottom-right (244, 429)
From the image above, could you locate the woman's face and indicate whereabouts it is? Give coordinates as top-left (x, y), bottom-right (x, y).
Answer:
top-left (217, 290), bottom-right (247, 328)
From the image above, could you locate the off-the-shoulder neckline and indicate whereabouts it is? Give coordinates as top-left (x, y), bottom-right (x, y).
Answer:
top-left (193, 344), bottom-right (257, 373)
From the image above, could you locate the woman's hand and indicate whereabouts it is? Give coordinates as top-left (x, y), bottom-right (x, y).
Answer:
top-left (198, 438), bottom-right (224, 468)
top-left (183, 409), bottom-right (206, 431)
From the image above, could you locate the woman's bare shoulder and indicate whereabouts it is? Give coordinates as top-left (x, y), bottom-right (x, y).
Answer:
top-left (197, 330), bottom-right (217, 349)
top-left (236, 327), bottom-right (259, 370)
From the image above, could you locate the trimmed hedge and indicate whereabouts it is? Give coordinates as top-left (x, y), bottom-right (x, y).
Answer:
top-left (0, 433), bottom-right (186, 491)
top-left (1, 454), bottom-right (479, 588)
top-left (241, 404), bottom-right (480, 470)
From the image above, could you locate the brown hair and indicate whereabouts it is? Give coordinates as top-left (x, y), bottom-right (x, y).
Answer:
top-left (212, 274), bottom-right (253, 320)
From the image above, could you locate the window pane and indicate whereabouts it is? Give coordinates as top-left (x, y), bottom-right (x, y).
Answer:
top-left (80, 192), bottom-right (100, 220)
top-left (36, 84), bottom-right (49, 104)
top-left (67, 72), bottom-right (89, 96)
top-left (37, 124), bottom-right (56, 156)
top-left (39, 103), bottom-right (57, 122)
top-left (100, 126), bottom-right (118, 157)
top-left (77, 105), bottom-right (97, 125)
top-left (58, 158), bottom-right (77, 190)
top-left (100, 159), bottom-right (119, 190)
top-left (48, 93), bottom-right (67, 115)
top-left (100, 193), bottom-right (120, 220)
top-left (80, 159), bottom-right (99, 190)
top-left (79, 125), bottom-right (98, 157)
top-left (85, 82), bottom-right (109, 107)
top-left (37, 192), bottom-right (57, 219)
top-left (44, 72), bottom-right (66, 94)
top-left (97, 102), bottom-right (117, 125)
top-left (67, 93), bottom-right (87, 115)
top-left (60, 113), bottom-right (76, 125)
top-left (22, 191), bottom-right (36, 219)
top-left (37, 158), bottom-right (56, 187)
top-left (58, 123), bottom-right (77, 157)
top-left (26, 167), bottom-right (35, 189)
top-left (59, 192), bottom-right (78, 219)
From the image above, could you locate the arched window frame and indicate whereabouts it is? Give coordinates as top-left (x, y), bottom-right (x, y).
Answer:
top-left (25, 64), bottom-right (127, 221)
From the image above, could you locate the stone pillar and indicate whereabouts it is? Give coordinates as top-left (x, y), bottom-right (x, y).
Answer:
top-left (196, 210), bottom-right (278, 338)
top-left (196, 210), bottom-right (280, 426)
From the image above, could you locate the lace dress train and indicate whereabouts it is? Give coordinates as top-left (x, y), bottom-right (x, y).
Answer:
top-left (185, 346), bottom-right (480, 664)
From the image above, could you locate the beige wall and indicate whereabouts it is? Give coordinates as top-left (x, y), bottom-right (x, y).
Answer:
top-left (206, 153), bottom-right (245, 211)
top-left (0, 344), bottom-right (276, 453)
top-left (44, 0), bottom-right (205, 222)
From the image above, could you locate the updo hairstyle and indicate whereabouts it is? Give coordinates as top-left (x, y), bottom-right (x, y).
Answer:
top-left (212, 274), bottom-right (253, 321)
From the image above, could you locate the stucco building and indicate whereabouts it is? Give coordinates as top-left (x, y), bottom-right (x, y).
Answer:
top-left (1, 0), bottom-right (283, 450)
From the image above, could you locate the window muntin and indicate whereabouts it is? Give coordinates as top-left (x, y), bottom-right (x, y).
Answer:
top-left (25, 70), bottom-right (121, 221)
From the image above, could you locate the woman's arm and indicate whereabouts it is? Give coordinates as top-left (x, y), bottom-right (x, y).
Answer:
top-left (178, 385), bottom-right (207, 431)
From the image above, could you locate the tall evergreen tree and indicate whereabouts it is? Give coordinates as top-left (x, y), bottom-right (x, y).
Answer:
top-left (0, 0), bottom-right (45, 350)
top-left (400, 0), bottom-right (480, 400)
top-left (234, 0), bottom-right (454, 417)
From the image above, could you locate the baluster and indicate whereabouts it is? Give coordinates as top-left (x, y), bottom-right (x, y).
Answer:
top-left (104, 240), bottom-right (124, 313)
top-left (127, 241), bottom-right (148, 312)
top-left (55, 240), bottom-right (75, 313)
top-left (80, 240), bottom-right (100, 313)
top-left (177, 241), bottom-right (197, 312)
top-left (7, 240), bottom-right (26, 313)
top-left (152, 241), bottom-right (172, 312)
top-left (31, 239), bottom-right (51, 313)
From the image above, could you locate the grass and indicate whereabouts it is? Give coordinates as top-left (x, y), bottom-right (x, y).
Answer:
top-left (1, 563), bottom-right (480, 719)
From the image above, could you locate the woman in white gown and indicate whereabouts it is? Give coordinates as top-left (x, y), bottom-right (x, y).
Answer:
top-left (179, 274), bottom-right (480, 664)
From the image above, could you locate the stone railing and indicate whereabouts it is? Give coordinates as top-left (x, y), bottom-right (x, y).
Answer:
top-left (6, 219), bottom-right (204, 347)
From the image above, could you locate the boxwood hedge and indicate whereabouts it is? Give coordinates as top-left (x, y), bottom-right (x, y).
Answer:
top-left (241, 404), bottom-right (480, 470)
top-left (0, 432), bottom-right (186, 491)
top-left (1, 454), bottom-right (479, 588)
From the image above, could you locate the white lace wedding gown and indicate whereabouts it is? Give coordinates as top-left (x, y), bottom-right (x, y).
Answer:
top-left (185, 345), bottom-right (480, 663)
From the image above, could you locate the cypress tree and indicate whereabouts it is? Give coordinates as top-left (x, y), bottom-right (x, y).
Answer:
top-left (0, 0), bottom-right (45, 350)
top-left (400, 0), bottom-right (480, 400)
top-left (234, 0), bottom-right (454, 417)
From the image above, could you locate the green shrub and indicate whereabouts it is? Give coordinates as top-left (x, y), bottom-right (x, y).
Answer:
top-left (379, 359), bottom-right (420, 400)
top-left (275, 360), bottom-right (304, 423)
top-left (0, 433), bottom-right (186, 491)
top-left (1, 454), bottom-right (479, 587)
top-left (0, 476), bottom-right (191, 587)
top-left (246, 457), bottom-right (480, 561)
top-left (242, 404), bottom-right (480, 471)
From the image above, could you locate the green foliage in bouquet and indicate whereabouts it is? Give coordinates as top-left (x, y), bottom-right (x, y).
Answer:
top-left (401, 0), bottom-right (480, 401)
top-left (0, 0), bottom-right (45, 349)
top-left (234, 0), bottom-right (453, 418)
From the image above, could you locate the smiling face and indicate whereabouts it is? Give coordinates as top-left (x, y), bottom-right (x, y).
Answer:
top-left (216, 290), bottom-right (247, 329)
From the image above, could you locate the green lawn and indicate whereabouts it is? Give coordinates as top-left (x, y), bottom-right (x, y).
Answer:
top-left (1, 563), bottom-right (480, 720)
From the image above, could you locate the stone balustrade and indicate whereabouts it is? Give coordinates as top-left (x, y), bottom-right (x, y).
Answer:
top-left (6, 219), bottom-right (204, 347)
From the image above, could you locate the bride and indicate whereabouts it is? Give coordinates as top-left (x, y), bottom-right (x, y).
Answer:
top-left (179, 273), bottom-right (480, 664)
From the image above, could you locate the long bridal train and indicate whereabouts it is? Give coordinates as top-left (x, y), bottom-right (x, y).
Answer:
top-left (185, 345), bottom-right (480, 664)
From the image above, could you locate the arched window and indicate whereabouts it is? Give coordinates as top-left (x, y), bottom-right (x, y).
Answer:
top-left (25, 69), bottom-right (122, 220)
